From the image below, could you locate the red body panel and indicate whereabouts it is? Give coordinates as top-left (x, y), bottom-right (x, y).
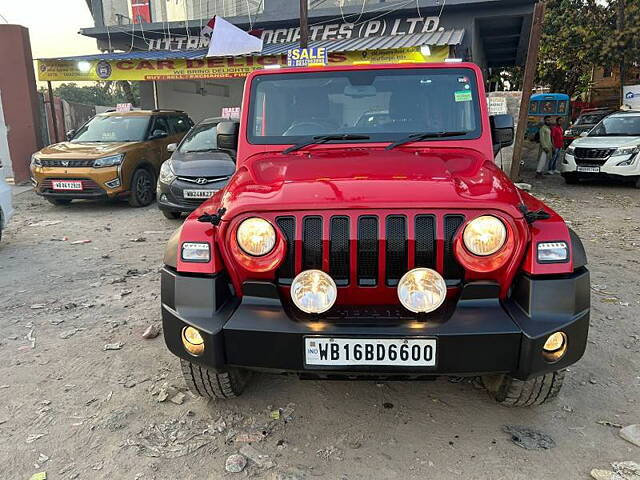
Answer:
top-left (176, 62), bottom-right (575, 299)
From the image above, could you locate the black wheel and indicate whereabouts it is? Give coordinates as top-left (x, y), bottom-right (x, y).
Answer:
top-left (180, 359), bottom-right (250, 399)
top-left (46, 198), bottom-right (72, 206)
top-left (128, 168), bottom-right (155, 207)
top-left (562, 173), bottom-right (579, 185)
top-left (162, 210), bottom-right (182, 220)
top-left (634, 177), bottom-right (640, 189)
top-left (482, 370), bottom-right (565, 407)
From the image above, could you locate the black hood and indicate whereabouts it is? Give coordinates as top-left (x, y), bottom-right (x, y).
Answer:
top-left (170, 150), bottom-right (236, 177)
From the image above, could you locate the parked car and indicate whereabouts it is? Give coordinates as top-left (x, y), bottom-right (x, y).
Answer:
top-left (160, 62), bottom-right (589, 407)
top-left (563, 108), bottom-right (615, 148)
top-left (30, 110), bottom-right (193, 207)
top-left (157, 117), bottom-right (236, 219)
top-left (562, 110), bottom-right (640, 187)
top-left (0, 157), bottom-right (14, 243)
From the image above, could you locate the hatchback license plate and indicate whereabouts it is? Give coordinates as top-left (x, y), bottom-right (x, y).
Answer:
top-left (577, 166), bottom-right (600, 173)
top-left (304, 338), bottom-right (436, 367)
top-left (52, 180), bottom-right (83, 191)
top-left (183, 189), bottom-right (217, 199)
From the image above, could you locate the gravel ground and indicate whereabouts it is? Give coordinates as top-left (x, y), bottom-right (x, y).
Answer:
top-left (0, 166), bottom-right (639, 480)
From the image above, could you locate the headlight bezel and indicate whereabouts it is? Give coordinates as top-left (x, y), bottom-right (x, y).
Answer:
top-left (611, 146), bottom-right (639, 157)
top-left (236, 217), bottom-right (277, 257)
top-left (31, 154), bottom-right (42, 167)
top-left (566, 145), bottom-right (575, 156)
top-left (93, 153), bottom-right (124, 168)
top-left (159, 160), bottom-right (177, 184)
top-left (462, 215), bottom-right (508, 257)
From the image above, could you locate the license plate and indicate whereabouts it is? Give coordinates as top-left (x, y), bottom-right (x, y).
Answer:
top-left (183, 189), bottom-right (217, 199)
top-left (52, 180), bottom-right (83, 191)
top-left (577, 166), bottom-right (600, 173)
top-left (304, 338), bottom-right (436, 367)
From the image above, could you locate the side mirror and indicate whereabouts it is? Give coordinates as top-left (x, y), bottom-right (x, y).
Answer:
top-left (65, 129), bottom-right (76, 141)
top-left (217, 121), bottom-right (240, 151)
top-left (490, 114), bottom-right (514, 153)
top-left (167, 143), bottom-right (177, 152)
top-left (150, 129), bottom-right (168, 140)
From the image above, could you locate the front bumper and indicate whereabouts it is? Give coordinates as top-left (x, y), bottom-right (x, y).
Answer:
top-left (562, 153), bottom-right (640, 179)
top-left (161, 267), bottom-right (590, 380)
top-left (31, 166), bottom-right (125, 199)
top-left (157, 178), bottom-right (229, 213)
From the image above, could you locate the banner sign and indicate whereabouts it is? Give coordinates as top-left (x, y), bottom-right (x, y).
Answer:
top-left (287, 47), bottom-right (328, 67)
top-left (37, 46), bottom-right (450, 82)
top-left (221, 106), bottom-right (241, 118)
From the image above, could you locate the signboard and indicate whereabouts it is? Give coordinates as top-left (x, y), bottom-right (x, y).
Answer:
top-left (116, 103), bottom-right (133, 112)
top-left (287, 47), bottom-right (328, 67)
top-left (221, 106), bottom-right (241, 119)
top-left (131, 0), bottom-right (152, 23)
top-left (488, 97), bottom-right (508, 116)
top-left (623, 85), bottom-right (640, 110)
top-left (38, 46), bottom-right (450, 82)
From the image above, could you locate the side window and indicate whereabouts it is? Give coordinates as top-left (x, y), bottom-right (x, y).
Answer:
top-left (168, 115), bottom-right (191, 134)
top-left (152, 116), bottom-right (170, 135)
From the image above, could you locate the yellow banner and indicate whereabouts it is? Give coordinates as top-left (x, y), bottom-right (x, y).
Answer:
top-left (37, 46), bottom-right (450, 82)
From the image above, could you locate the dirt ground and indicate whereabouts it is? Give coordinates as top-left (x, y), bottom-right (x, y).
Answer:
top-left (1, 163), bottom-right (639, 480)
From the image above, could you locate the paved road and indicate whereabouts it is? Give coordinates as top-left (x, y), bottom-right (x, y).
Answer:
top-left (0, 172), bottom-right (638, 479)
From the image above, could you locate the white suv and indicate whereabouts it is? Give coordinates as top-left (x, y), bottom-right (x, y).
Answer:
top-left (0, 157), bottom-right (14, 242)
top-left (561, 111), bottom-right (640, 188)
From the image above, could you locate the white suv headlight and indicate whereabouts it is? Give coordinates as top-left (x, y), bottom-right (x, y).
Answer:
top-left (566, 145), bottom-right (575, 156)
top-left (611, 146), bottom-right (639, 157)
top-left (93, 154), bottom-right (124, 168)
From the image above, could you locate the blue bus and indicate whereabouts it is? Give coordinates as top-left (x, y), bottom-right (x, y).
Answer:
top-left (527, 93), bottom-right (571, 139)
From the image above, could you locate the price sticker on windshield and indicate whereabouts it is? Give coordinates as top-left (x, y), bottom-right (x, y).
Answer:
top-left (455, 90), bottom-right (473, 102)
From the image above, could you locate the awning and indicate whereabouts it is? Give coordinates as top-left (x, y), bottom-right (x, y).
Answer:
top-left (37, 30), bottom-right (464, 82)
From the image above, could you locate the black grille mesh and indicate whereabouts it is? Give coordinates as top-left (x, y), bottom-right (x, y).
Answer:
top-left (385, 216), bottom-right (407, 286)
top-left (414, 215), bottom-right (436, 269)
top-left (444, 215), bottom-right (465, 279)
top-left (302, 217), bottom-right (323, 270)
top-left (329, 217), bottom-right (350, 286)
top-left (357, 216), bottom-right (379, 286)
top-left (276, 217), bottom-right (295, 283)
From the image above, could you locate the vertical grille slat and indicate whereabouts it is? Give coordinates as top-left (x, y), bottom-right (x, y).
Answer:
top-left (385, 216), bottom-right (407, 286)
top-left (330, 217), bottom-right (350, 286)
top-left (276, 217), bottom-right (295, 284)
top-left (302, 216), bottom-right (323, 270)
top-left (414, 215), bottom-right (436, 269)
top-left (357, 216), bottom-right (379, 286)
top-left (443, 215), bottom-right (465, 279)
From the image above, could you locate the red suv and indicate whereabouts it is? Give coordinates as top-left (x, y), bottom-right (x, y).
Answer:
top-left (161, 63), bottom-right (590, 407)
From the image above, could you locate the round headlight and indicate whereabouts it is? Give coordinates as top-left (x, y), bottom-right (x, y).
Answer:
top-left (291, 270), bottom-right (337, 314)
top-left (236, 217), bottom-right (276, 256)
top-left (397, 268), bottom-right (447, 314)
top-left (462, 216), bottom-right (507, 256)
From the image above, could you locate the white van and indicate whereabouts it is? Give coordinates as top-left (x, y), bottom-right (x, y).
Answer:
top-left (0, 157), bottom-right (14, 242)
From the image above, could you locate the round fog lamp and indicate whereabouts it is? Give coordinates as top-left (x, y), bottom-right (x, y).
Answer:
top-left (463, 215), bottom-right (507, 256)
top-left (542, 331), bottom-right (567, 362)
top-left (397, 268), bottom-right (447, 314)
top-left (182, 326), bottom-right (205, 356)
top-left (291, 270), bottom-right (337, 314)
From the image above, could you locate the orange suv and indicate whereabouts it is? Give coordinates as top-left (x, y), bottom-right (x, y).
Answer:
top-left (31, 110), bottom-right (193, 207)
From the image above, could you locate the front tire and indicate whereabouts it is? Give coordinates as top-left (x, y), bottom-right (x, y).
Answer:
top-left (162, 210), bottom-right (182, 220)
top-left (128, 168), bottom-right (155, 207)
top-left (46, 198), bottom-right (72, 206)
top-left (482, 370), bottom-right (565, 407)
top-left (562, 173), bottom-right (579, 185)
top-left (180, 359), bottom-right (250, 399)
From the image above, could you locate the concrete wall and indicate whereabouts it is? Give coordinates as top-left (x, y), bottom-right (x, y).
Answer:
top-left (155, 78), bottom-right (245, 123)
top-left (0, 25), bottom-right (42, 184)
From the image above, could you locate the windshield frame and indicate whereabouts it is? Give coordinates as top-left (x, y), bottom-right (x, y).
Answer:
top-left (246, 67), bottom-right (483, 146)
top-left (588, 114), bottom-right (640, 137)
top-left (70, 114), bottom-right (152, 143)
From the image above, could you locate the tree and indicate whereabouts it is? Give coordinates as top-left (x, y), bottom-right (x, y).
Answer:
top-left (41, 81), bottom-right (141, 107)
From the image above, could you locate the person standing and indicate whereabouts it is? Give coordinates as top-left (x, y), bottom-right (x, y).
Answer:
top-left (549, 116), bottom-right (564, 174)
top-left (536, 116), bottom-right (553, 177)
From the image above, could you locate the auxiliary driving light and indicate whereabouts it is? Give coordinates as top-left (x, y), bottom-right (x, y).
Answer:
top-left (181, 326), bottom-right (205, 356)
top-left (236, 217), bottom-right (276, 256)
top-left (397, 268), bottom-right (447, 314)
top-left (542, 331), bottom-right (567, 362)
top-left (290, 270), bottom-right (337, 314)
top-left (463, 216), bottom-right (507, 256)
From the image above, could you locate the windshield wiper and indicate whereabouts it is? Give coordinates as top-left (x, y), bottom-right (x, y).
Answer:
top-left (282, 134), bottom-right (370, 154)
top-left (184, 148), bottom-right (220, 153)
top-left (385, 131), bottom-right (468, 150)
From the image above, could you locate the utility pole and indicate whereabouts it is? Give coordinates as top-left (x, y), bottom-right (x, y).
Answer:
top-left (299, 0), bottom-right (309, 49)
top-left (509, 1), bottom-right (546, 182)
top-left (617, 0), bottom-right (626, 105)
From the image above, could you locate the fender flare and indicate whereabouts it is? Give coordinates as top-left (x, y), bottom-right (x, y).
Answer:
top-left (569, 228), bottom-right (587, 269)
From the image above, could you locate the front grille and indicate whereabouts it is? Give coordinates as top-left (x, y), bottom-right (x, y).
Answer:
top-left (574, 147), bottom-right (615, 162)
top-left (177, 175), bottom-right (230, 184)
top-left (41, 159), bottom-right (94, 167)
top-left (274, 212), bottom-right (465, 288)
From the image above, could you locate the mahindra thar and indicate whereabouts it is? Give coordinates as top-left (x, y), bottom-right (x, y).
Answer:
top-left (161, 63), bottom-right (590, 407)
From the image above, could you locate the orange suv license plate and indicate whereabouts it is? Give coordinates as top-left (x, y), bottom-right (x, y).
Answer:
top-left (52, 180), bottom-right (83, 191)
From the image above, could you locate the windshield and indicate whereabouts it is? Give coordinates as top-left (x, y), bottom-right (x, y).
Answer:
top-left (178, 122), bottom-right (218, 153)
top-left (575, 113), bottom-right (608, 125)
top-left (248, 68), bottom-right (482, 145)
top-left (71, 115), bottom-right (150, 142)
top-left (589, 115), bottom-right (640, 137)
